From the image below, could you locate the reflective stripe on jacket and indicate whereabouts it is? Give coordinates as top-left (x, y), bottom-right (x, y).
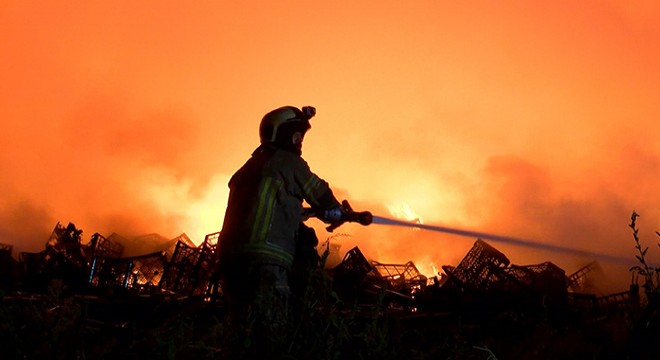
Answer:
top-left (219, 144), bottom-right (340, 268)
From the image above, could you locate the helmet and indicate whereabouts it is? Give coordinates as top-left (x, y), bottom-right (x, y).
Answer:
top-left (259, 106), bottom-right (316, 144)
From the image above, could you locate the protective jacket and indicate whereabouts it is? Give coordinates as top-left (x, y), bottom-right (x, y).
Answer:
top-left (218, 143), bottom-right (340, 269)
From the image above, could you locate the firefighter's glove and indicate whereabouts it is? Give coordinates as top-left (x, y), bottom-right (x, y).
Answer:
top-left (323, 206), bottom-right (345, 223)
top-left (324, 206), bottom-right (346, 232)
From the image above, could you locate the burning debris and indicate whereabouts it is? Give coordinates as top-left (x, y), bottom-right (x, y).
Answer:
top-left (1, 221), bottom-right (659, 359)
top-left (328, 239), bottom-right (635, 320)
top-left (159, 232), bottom-right (219, 296)
top-left (5, 222), bottom-right (210, 295)
top-left (0, 221), bottom-right (647, 312)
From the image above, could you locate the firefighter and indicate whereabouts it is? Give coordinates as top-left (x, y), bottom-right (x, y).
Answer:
top-left (216, 105), bottom-right (349, 357)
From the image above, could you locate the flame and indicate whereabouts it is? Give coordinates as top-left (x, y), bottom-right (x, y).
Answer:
top-left (414, 262), bottom-right (440, 279)
top-left (384, 202), bottom-right (439, 279)
top-left (385, 202), bottom-right (423, 224)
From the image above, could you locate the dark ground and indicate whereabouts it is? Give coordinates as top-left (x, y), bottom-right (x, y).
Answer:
top-left (1, 271), bottom-right (659, 360)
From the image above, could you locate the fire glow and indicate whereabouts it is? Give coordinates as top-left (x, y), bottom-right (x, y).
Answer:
top-left (2, 2), bottom-right (660, 294)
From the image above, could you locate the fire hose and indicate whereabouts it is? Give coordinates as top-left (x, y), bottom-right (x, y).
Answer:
top-left (307, 201), bottom-right (632, 265)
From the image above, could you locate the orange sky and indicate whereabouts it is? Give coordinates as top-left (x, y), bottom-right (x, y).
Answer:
top-left (2, 1), bottom-right (660, 291)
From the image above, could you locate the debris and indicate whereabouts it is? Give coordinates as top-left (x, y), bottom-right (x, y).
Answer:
top-left (441, 239), bottom-right (510, 291)
top-left (567, 261), bottom-right (600, 292)
top-left (0, 221), bottom-right (656, 359)
top-left (159, 232), bottom-right (219, 296)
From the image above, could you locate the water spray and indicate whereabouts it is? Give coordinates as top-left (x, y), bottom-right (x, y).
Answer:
top-left (310, 201), bottom-right (633, 265)
top-left (369, 214), bottom-right (632, 265)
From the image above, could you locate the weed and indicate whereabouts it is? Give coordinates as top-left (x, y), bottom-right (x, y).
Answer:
top-left (629, 211), bottom-right (660, 294)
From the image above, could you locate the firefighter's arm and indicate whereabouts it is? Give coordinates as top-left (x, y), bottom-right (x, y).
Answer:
top-left (294, 159), bottom-right (339, 214)
top-left (295, 160), bottom-right (372, 231)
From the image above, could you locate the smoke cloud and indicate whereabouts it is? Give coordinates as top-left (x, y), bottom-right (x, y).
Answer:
top-left (2, 2), bottom-right (660, 292)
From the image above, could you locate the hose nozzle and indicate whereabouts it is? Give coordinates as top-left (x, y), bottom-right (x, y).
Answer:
top-left (326, 200), bottom-right (372, 232)
top-left (350, 209), bottom-right (373, 226)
